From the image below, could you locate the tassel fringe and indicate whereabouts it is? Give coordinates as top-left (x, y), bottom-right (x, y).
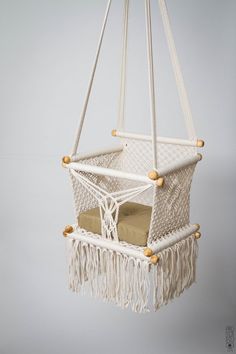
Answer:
top-left (153, 235), bottom-right (198, 310)
top-left (66, 235), bottom-right (198, 313)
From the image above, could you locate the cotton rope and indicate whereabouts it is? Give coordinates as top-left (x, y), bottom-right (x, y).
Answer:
top-left (72, 0), bottom-right (112, 156)
top-left (145, 0), bottom-right (158, 170)
top-left (158, 0), bottom-right (196, 140)
top-left (117, 0), bottom-right (129, 131)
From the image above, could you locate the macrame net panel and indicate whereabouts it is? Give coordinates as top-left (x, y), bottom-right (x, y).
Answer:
top-left (111, 138), bottom-right (197, 175)
top-left (149, 164), bottom-right (196, 242)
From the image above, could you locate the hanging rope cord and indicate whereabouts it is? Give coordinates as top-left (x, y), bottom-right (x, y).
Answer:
top-left (72, 0), bottom-right (112, 156)
top-left (145, 0), bottom-right (158, 170)
top-left (117, 0), bottom-right (158, 169)
top-left (158, 0), bottom-right (196, 140)
top-left (117, 0), bottom-right (129, 131)
top-left (144, 0), bottom-right (197, 169)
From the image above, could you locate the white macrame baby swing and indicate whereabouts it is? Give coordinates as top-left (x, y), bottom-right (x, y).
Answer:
top-left (62, 0), bottom-right (204, 313)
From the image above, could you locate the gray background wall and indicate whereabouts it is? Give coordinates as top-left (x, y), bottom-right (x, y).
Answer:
top-left (0, 0), bottom-right (235, 353)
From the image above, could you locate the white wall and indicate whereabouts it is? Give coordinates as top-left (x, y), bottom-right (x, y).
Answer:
top-left (0, 1), bottom-right (235, 353)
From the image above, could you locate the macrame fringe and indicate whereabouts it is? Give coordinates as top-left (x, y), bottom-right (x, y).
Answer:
top-left (66, 235), bottom-right (198, 313)
top-left (66, 239), bottom-right (150, 313)
top-left (153, 235), bottom-right (198, 310)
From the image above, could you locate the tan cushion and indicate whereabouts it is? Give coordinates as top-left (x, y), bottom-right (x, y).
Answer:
top-left (78, 202), bottom-right (152, 246)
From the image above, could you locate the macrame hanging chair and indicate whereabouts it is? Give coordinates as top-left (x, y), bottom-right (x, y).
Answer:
top-left (62, 0), bottom-right (204, 313)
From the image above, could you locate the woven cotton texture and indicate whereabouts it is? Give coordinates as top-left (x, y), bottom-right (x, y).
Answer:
top-left (116, 138), bottom-right (197, 173)
top-left (148, 163), bottom-right (196, 243)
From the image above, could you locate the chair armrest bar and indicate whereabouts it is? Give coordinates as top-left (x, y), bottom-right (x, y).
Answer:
top-left (114, 130), bottom-right (203, 147)
top-left (66, 162), bottom-right (154, 185)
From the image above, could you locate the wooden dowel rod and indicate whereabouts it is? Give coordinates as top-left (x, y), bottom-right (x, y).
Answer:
top-left (66, 163), bottom-right (154, 185)
top-left (113, 130), bottom-right (204, 148)
top-left (66, 154), bottom-right (201, 182)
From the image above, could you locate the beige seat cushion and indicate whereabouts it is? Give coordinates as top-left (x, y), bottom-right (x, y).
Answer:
top-left (78, 202), bottom-right (152, 246)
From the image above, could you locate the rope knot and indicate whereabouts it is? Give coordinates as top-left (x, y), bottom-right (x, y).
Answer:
top-left (104, 209), bottom-right (113, 224)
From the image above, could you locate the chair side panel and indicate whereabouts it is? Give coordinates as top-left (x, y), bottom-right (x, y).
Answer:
top-left (148, 163), bottom-right (197, 244)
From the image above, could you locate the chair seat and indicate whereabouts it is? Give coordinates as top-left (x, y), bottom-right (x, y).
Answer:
top-left (78, 202), bottom-right (152, 246)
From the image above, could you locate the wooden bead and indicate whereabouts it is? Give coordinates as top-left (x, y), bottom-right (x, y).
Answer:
top-left (63, 231), bottom-right (68, 237)
top-left (63, 225), bottom-right (74, 236)
top-left (144, 248), bottom-right (153, 257)
top-left (111, 129), bottom-right (117, 137)
top-left (148, 170), bottom-right (159, 180)
top-left (62, 156), bottom-right (71, 164)
top-left (198, 153), bottom-right (203, 161)
top-left (150, 254), bottom-right (160, 265)
top-left (194, 231), bottom-right (201, 239)
top-left (196, 139), bottom-right (205, 148)
top-left (65, 225), bottom-right (73, 233)
top-left (156, 177), bottom-right (164, 188)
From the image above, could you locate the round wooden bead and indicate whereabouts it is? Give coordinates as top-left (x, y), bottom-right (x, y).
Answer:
top-left (197, 153), bottom-right (203, 161)
top-left (156, 177), bottom-right (164, 187)
top-left (194, 231), bottom-right (201, 239)
top-left (196, 139), bottom-right (205, 148)
top-left (64, 225), bottom-right (74, 234)
top-left (63, 231), bottom-right (68, 237)
top-left (144, 248), bottom-right (153, 257)
top-left (148, 170), bottom-right (159, 180)
top-left (150, 254), bottom-right (160, 265)
top-left (62, 156), bottom-right (71, 164)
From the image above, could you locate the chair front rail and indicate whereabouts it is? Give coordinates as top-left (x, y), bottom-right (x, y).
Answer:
top-left (67, 224), bottom-right (197, 262)
top-left (66, 162), bottom-right (154, 185)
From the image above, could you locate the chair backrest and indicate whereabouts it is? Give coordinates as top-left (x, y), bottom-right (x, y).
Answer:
top-left (111, 137), bottom-right (197, 175)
